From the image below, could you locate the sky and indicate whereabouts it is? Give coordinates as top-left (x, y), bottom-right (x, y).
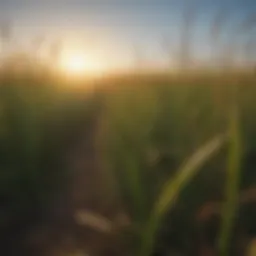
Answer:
top-left (0, 0), bottom-right (255, 70)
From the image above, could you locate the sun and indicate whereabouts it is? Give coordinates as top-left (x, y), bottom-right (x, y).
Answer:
top-left (59, 52), bottom-right (103, 76)
top-left (65, 55), bottom-right (87, 74)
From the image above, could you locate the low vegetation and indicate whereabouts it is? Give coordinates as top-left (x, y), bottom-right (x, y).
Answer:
top-left (0, 67), bottom-right (256, 255)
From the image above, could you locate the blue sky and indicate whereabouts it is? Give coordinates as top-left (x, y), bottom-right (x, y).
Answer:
top-left (0, 0), bottom-right (255, 68)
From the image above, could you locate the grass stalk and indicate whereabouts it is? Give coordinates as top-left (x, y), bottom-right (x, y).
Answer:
top-left (218, 85), bottom-right (242, 256)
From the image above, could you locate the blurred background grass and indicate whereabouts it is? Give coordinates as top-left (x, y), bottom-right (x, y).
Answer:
top-left (1, 67), bottom-right (256, 255)
top-left (0, 1), bottom-right (256, 255)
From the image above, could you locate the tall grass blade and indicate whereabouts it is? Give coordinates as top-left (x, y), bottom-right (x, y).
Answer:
top-left (210, 5), bottom-right (230, 64)
top-left (139, 135), bottom-right (225, 256)
top-left (218, 92), bottom-right (242, 256)
top-left (179, 0), bottom-right (197, 69)
top-left (223, 12), bottom-right (256, 67)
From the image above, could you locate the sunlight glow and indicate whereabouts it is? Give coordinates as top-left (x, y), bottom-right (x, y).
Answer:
top-left (59, 52), bottom-right (104, 76)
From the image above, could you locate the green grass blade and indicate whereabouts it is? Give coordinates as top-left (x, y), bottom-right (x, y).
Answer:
top-left (218, 103), bottom-right (242, 256)
top-left (139, 135), bottom-right (225, 256)
top-left (155, 135), bottom-right (225, 217)
top-left (123, 153), bottom-right (147, 221)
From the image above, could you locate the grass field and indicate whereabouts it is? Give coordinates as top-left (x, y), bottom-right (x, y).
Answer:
top-left (0, 68), bottom-right (256, 255)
